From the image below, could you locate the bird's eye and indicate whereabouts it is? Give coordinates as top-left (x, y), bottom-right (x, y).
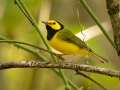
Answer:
top-left (52, 22), bottom-right (56, 24)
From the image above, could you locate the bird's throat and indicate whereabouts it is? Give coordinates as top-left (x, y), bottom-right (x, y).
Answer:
top-left (46, 25), bottom-right (58, 40)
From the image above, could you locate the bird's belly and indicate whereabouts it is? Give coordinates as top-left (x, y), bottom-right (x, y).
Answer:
top-left (49, 38), bottom-right (89, 56)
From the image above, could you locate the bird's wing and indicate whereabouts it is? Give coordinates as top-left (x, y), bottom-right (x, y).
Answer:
top-left (57, 29), bottom-right (108, 63)
top-left (57, 29), bottom-right (90, 50)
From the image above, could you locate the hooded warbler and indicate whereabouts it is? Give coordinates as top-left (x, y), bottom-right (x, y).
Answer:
top-left (42, 20), bottom-right (108, 63)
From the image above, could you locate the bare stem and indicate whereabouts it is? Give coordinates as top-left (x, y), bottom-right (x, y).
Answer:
top-left (0, 39), bottom-right (63, 60)
top-left (0, 61), bottom-right (120, 78)
top-left (79, 0), bottom-right (116, 48)
top-left (14, 0), bottom-right (72, 89)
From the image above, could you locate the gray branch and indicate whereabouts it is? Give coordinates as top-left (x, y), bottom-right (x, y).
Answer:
top-left (106, 0), bottom-right (120, 55)
top-left (0, 60), bottom-right (120, 78)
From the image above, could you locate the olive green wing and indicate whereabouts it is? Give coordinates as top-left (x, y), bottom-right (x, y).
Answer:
top-left (57, 29), bottom-right (90, 50)
top-left (57, 29), bottom-right (109, 63)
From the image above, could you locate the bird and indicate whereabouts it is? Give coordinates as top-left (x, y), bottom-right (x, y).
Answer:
top-left (42, 20), bottom-right (108, 63)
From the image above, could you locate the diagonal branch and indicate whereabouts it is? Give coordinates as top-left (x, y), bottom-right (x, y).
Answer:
top-left (106, 0), bottom-right (120, 55)
top-left (0, 39), bottom-right (64, 60)
top-left (0, 60), bottom-right (120, 78)
top-left (14, 1), bottom-right (71, 89)
top-left (79, 0), bottom-right (115, 48)
top-left (76, 71), bottom-right (107, 90)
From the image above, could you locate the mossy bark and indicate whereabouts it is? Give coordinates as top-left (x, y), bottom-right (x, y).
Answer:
top-left (106, 0), bottom-right (120, 55)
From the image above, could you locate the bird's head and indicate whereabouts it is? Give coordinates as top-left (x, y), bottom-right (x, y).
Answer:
top-left (42, 20), bottom-right (64, 40)
top-left (42, 20), bottom-right (64, 31)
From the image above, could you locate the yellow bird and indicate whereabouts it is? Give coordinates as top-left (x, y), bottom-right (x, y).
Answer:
top-left (42, 20), bottom-right (108, 63)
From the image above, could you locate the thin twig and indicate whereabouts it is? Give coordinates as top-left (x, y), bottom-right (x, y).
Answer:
top-left (0, 39), bottom-right (64, 60)
top-left (79, 0), bottom-right (116, 48)
top-left (76, 71), bottom-right (107, 90)
top-left (14, 0), bottom-right (54, 58)
top-left (0, 36), bottom-right (48, 61)
top-left (0, 61), bottom-right (120, 78)
top-left (14, 0), bottom-right (72, 89)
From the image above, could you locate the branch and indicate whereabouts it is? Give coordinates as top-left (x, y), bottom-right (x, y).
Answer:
top-left (0, 60), bottom-right (120, 78)
top-left (79, 0), bottom-right (115, 48)
top-left (0, 39), bottom-right (64, 60)
top-left (14, 1), bottom-right (70, 88)
top-left (0, 39), bottom-right (107, 90)
top-left (76, 71), bottom-right (107, 90)
top-left (106, 0), bottom-right (120, 55)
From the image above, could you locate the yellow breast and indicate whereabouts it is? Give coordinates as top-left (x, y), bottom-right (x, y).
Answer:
top-left (49, 35), bottom-right (89, 56)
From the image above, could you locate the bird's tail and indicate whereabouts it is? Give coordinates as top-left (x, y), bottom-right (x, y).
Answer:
top-left (91, 52), bottom-right (109, 63)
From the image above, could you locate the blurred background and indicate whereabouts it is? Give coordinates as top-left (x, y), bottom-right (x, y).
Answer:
top-left (0, 0), bottom-right (120, 90)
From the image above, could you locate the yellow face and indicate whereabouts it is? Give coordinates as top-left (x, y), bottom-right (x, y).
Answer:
top-left (47, 20), bottom-right (61, 30)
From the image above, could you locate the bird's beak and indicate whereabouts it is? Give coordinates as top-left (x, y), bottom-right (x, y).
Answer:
top-left (41, 21), bottom-right (47, 25)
